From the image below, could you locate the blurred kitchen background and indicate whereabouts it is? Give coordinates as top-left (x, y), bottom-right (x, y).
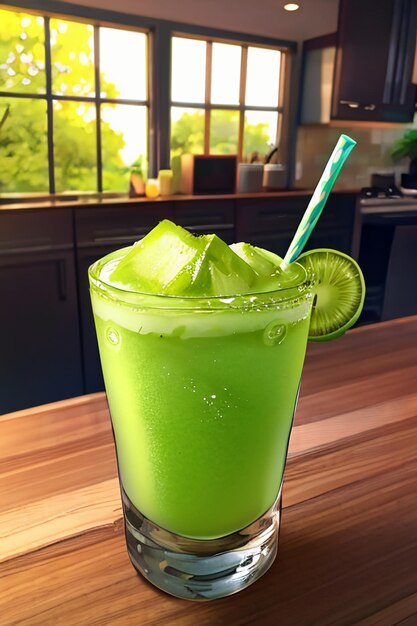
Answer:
top-left (1, 0), bottom-right (417, 413)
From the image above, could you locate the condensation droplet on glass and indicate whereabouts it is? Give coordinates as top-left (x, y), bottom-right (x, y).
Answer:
top-left (263, 321), bottom-right (287, 347)
top-left (106, 327), bottom-right (120, 346)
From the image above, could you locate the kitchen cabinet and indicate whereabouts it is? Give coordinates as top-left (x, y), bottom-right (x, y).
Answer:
top-left (0, 210), bottom-right (83, 413)
top-left (332, 0), bottom-right (417, 122)
top-left (300, 0), bottom-right (417, 124)
top-left (173, 199), bottom-right (235, 243)
top-left (236, 193), bottom-right (357, 257)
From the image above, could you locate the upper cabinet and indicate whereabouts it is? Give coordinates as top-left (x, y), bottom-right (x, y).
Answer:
top-left (300, 0), bottom-right (417, 124)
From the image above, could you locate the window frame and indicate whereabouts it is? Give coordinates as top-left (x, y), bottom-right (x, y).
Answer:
top-left (0, 8), bottom-right (151, 193)
top-left (1, 0), bottom-right (297, 194)
top-left (170, 32), bottom-right (288, 163)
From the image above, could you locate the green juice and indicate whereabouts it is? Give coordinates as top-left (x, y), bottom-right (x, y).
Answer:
top-left (90, 249), bottom-right (312, 539)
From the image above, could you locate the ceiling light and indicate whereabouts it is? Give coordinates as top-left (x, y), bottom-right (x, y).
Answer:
top-left (284, 3), bottom-right (300, 11)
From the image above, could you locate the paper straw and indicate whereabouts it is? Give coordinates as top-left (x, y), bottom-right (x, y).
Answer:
top-left (280, 134), bottom-right (357, 270)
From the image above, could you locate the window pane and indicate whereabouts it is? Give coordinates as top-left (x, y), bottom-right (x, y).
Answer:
top-left (100, 28), bottom-right (147, 100)
top-left (101, 104), bottom-right (147, 191)
top-left (0, 9), bottom-right (45, 94)
top-left (210, 109), bottom-right (239, 154)
top-left (170, 107), bottom-right (205, 159)
top-left (171, 37), bottom-right (206, 103)
top-left (53, 100), bottom-right (96, 191)
top-left (211, 43), bottom-right (241, 105)
top-left (50, 19), bottom-right (95, 97)
top-left (243, 110), bottom-right (278, 160)
top-left (0, 98), bottom-right (48, 192)
top-left (245, 47), bottom-right (281, 107)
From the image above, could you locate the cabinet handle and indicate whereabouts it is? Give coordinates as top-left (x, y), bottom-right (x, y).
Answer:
top-left (185, 223), bottom-right (234, 233)
top-left (57, 260), bottom-right (67, 301)
top-left (339, 100), bottom-right (360, 108)
top-left (340, 100), bottom-right (376, 112)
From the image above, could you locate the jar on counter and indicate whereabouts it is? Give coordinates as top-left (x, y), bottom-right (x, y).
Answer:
top-left (238, 163), bottom-right (264, 193)
top-left (145, 179), bottom-right (160, 199)
top-left (158, 170), bottom-right (173, 196)
top-left (263, 164), bottom-right (286, 190)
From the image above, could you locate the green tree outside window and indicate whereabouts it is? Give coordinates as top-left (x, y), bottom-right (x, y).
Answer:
top-left (0, 10), bottom-right (146, 193)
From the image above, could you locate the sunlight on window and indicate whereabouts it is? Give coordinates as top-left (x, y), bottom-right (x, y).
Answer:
top-left (210, 109), bottom-right (239, 154)
top-left (211, 43), bottom-right (241, 105)
top-left (0, 9), bottom-right (45, 94)
top-left (245, 47), bottom-right (281, 107)
top-left (100, 28), bottom-right (147, 100)
top-left (171, 37), bottom-right (206, 103)
top-left (53, 100), bottom-right (97, 191)
top-left (101, 104), bottom-right (147, 191)
top-left (171, 106), bottom-right (205, 159)
top-left (243, 110), bottom-right (278, 159)
top-left (50, 19), bottom-right (95, 97)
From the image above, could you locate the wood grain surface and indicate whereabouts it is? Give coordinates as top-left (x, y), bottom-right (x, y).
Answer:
top-left (1, 317), bottom-right (417, 625)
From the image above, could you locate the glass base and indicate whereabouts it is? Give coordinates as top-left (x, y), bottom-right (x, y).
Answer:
top-left (122, 488), bottom-right (281, 600)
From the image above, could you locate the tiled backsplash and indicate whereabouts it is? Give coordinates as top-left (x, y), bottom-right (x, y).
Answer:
top-left (295, 120), bottom-right (416, 190)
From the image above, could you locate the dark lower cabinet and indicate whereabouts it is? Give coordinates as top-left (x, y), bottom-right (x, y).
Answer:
top-left (76, 243), bottom-right (126, 393)
top-left (236, 193), bottom-right (357, 257)
top-left (0, 209), bottom-right (83, 414)
top-left (0, 248), bottom-right (83, 413)
top-left (174, 199), bottom-right (235, 243)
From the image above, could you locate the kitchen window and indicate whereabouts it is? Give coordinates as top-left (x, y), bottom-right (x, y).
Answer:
top-left (0, 7), bottom-right (149, 193)
top-left (170, 35), bottom-right (286, 164)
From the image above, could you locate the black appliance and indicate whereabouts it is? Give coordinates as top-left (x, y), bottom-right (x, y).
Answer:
top-left (180, 154), bottom-right (237, 195)
top-left (358, 187), bottom-right (417, 324)
top-left (360, 173), bottom-right (403, 200)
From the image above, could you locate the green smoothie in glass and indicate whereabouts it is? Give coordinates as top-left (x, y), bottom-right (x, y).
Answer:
top-left (89, 219), bottom-right (364, 600)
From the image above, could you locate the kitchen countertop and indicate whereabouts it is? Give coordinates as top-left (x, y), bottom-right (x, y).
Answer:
top-left (1, 316), bottom-right (417, 624)
top-left (0, 189), bottom-right (360, 212)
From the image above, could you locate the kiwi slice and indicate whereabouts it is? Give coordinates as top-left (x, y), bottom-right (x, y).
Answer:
top-left (298, 248), bottom-right (365, 342)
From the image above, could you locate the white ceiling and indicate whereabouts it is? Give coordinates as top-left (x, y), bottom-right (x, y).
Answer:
top-left (60, 0), bottom-right (340, 42)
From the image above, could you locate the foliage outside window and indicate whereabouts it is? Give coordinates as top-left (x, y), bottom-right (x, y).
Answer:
top-left (170, 35), bottom-right (285, 165)
top-left (0, 8), bottom-right (149, 193)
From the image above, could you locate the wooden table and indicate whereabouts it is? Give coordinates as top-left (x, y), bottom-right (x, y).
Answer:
top-left (1, 317), bottom-right (417, 625)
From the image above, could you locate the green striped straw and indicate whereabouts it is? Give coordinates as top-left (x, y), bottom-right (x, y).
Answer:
top-left (280, 134), bottom-right (356, 271)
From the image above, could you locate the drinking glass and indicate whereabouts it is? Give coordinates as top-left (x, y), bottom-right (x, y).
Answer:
top-left (89, 248), bottom-right (313, 600)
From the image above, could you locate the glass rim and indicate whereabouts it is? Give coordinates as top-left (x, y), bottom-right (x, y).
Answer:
top-left (88, 248), bottom-right (312, 310)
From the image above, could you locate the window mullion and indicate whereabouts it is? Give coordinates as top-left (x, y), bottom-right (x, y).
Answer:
top-left (154, 23), bottom-right (171, 173)
top-left (44, 17), bottom-right (55, 194)
top-left (94, 25), bottom-right (102, 192)
top-left (204, 41), bottom-right (212, 154)
top-left (237, 45), bottom-right (248, 162)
